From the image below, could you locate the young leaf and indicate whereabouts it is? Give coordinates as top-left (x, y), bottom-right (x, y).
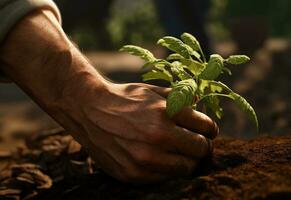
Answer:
top-left (121, 34), bottom-right (259, 133)
top-left (226, 55), bottom-right (250, 65)
top-left (171, 61), bottom-right (192, 80)
top-left (199, 54), bottom-right (224, 80)
top-left (142, 70), bottom-right (173, 82)
top-left (142, 59), bottom-right (168, 70)
top-left (181, 59), bottom-right (206, 76)
top-left (199, 80), bottom-right (224, 95)
top-left (167, 54), bottom-right (205, 76)
top-left (204, 96), bottom-right (223, 119)
top-left (191, 51), bottom-right (202, 61)
top-left (198, 91), bottom-right (258, 130)
top-left (120, 45), bottom-right (156, 62)
top-left (167, 53), bottom-right (185, 61)
top-left (199, 80), bottom-right (233, 94)
top-left (229, 93), bottom-right (259, 130)
top-left (166, 79), bottom-right (197, 117)
top-left (222, 66), bottom-right (232, 75)
top-left (181, 32), bottom-right (200, 51)
top-left (157, 36), bottom-right (191, 59)
top-left (181, 32), bottom-right (205, 62)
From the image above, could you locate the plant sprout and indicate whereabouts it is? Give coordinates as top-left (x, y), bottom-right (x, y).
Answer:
top-left (120, 33), bottom-right (258, 130)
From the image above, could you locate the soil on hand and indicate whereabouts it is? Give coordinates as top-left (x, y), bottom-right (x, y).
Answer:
top-left (1, 129), bottom-right (291, 200)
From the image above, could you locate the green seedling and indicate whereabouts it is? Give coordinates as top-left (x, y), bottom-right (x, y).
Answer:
top-left (120, 33), bottom-right (258, 130)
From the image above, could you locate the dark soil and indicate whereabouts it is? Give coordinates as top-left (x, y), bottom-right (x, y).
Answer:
top-left (1, 129), bottom-right (291, 200)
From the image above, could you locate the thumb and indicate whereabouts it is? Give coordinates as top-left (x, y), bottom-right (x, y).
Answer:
top-left (144, 84), bottom-right (171, 98)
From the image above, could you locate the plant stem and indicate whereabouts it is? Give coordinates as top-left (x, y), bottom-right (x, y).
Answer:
top-left (199, 46), bottom-right (207, 63)
top-left (196, 93), bottom-right (232, 104)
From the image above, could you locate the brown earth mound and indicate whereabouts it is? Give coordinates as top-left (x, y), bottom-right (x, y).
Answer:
top-left (1, 129), bottom-right (291, 200)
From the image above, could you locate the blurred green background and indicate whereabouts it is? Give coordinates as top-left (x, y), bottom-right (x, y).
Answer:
top-left (55, 0), bottom-right (291, 50)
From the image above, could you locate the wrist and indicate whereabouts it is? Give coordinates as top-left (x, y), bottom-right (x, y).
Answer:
top-left (24, 44), bottom-right (110, 114)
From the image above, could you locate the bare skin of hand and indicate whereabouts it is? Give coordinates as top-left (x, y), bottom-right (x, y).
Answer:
top-left (0, 9), bottom-right (218, 183)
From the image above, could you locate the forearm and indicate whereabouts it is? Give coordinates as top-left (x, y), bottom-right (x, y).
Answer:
top-left (0, 9), bottom-right (108, 110)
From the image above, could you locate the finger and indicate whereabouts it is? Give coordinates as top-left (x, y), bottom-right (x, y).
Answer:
top-left (85, 139), bottom-right (123, 179)
top-left (115, 137), bottom-right (198, 176)
top-left (168, 126), bottom-right (213, 158)
top-left (173, 107), bottom-right (219, 139)
top-left (86, 128), bottom-right (169, 183)
top-left (87, 138), bottom-right (168, 183)
top-left (144, 84), bottom-right (171, 98)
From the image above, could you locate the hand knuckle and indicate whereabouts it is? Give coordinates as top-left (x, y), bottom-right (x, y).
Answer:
top-left (138, 87), bottom-right (152, 95)
top-left (144, 125), bottom-right (166, 144)
top-left (156, 101), bottom-right (166, 111)
top-left (154, 106), bottom-right (164, 115)
top-left (132, 149), bottom-right (153, 165)
top-left (150, 132), bottom-right (166, 144)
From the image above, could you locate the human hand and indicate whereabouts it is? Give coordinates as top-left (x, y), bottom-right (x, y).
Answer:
top-left (58, 80), bottom-right (218, 183)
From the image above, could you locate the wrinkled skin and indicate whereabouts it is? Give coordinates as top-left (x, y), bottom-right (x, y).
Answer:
top-left (60, 81), bottom-right (218, 182)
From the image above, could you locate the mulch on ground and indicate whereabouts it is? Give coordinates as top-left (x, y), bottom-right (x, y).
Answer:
top-left (1, 129), bottom-right (291, 200)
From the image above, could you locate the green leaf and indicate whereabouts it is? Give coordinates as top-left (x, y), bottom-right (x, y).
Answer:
top-left (120, 45), bottom-right (155, 62)
top-left (142, 70), bottom-right (173, 82)
top-left (166, 79), bottom-right (197, 117)
top-left (199, 54), bottom-right (224, 80)
top-left (180, 33), bottom-right (205, 62)
top-left (199, 80), bottom-right (232, 95)
top-left (166, 54), bottom-right (205, 76)
top-left (121, 35), bottom-right (258, 132)
top-left (191, 51), bottom-right (202, 61)
top-left (142, 59), bottom-right (168, 70)
top-left (226, 55), bottom-right (250, 65)
top-left (157, 36), bottom-right (191, 59)
top-left (204, 96), bottom-right (223, 119)
top-left (181, 59), bottom-right (206, 76)
top-left (222, 67), bottom-right (232, 75)
top-left (171, 61), bottom-right (192, 80)
top-left (181, 32), bottom-right (200, 51)
top-left (198, 91), bottom-right (258, 130)
top-left (229, 93), bottom-right (259, 130)
top-left (167, 53), bottom-right (185, 61)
